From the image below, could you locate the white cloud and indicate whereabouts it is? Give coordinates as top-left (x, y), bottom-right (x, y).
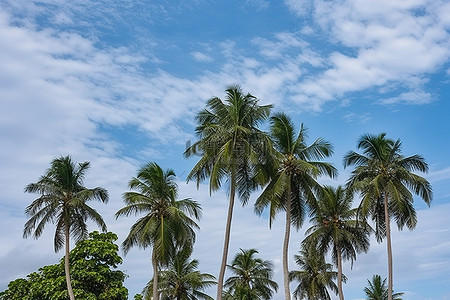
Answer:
top-left (428, 166), bottom-right (450, 182)
top-left (190, 51), bottom-right (213, 63)
top-left (380, 90), bottom-right (433, 105)
top-left (342, 112), bottom-right (372, 124)
top-left (284, 0), bottom-right (450, 107)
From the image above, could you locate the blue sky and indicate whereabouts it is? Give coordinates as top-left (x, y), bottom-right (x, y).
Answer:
top-left (1, 0), bottom-right (450, 299)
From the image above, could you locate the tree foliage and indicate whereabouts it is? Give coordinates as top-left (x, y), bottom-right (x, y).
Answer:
top-left (289, 248), bottom-right (338, 300)
top-left (364, 275), bottom-right (403, 300)
top-left (223, 249), bottom-right (278, 300)
top-left (0, 231), bottom-right (128, 300)
top-left (143, 247), bottom-right (216, 300)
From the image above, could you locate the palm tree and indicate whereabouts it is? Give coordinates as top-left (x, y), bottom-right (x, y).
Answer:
top-left (344, 133), bottom-right (432, 300)
top-left (223, 249), bottom-right (278, 300)
top-left (184, 85), bottom-right (272, 300)
top-left (303, 185), bottom-right (371, 300)
top-left (289, 248), bottom-right (339, 300)
top-left (23, 155), bottom-right (108, 300)
top-left (116, 162), bottom-right (202, 300)
top-left (364, 275), bottom-right (403, 300)
top-left (143, 247), bottom-right (216, 300)
top-left (254, 113), bottom-right (337, 300)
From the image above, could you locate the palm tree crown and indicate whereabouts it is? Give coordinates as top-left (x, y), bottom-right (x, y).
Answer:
top-left (364, 275), bottom-right (403, 300)
top-left (224, 249), bottom-right (278, 300)
top-left (289, 248), bottom-right (338, 300)
top-left (144, 247), bottom-right (216, 300)
top-left (116, 162), bottom-right (201, 300)
top-left (255, 113), bottom-right (337, 300)
top-left (185, 85), bottom-right (272, 201)
top-left (344, 133), bottom-right (432, 238)
top-left (185, 85), bottom-right (272, 300)
top-left (23, 155), bottom-right (109, 300)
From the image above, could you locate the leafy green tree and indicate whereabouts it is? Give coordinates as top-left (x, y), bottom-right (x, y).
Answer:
top-left (0, 231), bottom-right (128, 300)
top-left (185, 85), bottom-right (272, 300)
top-left (116, 162), bottom-right (201, 300)
top-left (0, 279), bottom-right (30, 299)
top-left (344, 133), bottom-right (432, 300)
top-left (23, 155), bottom-right (109, 300)
top-left (303, 186), bottom-right (370, 300)
top-left (223, 249), bottom-right (278, 300)
top-left (364, 275), bottom-right (403, 300)
top-left (255, 113), bottom-right (336, 300)
top-left (143, 247), bottom-right (216, 300)
top-left (289, 248), bottom-right (339, 300)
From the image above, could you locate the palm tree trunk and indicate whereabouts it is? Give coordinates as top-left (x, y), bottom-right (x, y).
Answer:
top-left (283, 185), bottom-right (292, 300)
top-left (152, 248), bottom-right (159, 300)
top-left (336, 246), bottom-right (344, 300)
top-left (216, 173), bottom-right (237, 300)
top-left (384, 191), bottom-right (393, 300)
top-left (64, 224), bottom-right (75, 300)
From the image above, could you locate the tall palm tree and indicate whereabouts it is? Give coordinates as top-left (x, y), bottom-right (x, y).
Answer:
top-left (254, 113), bottom-right (337, 300)
top-left (364, 275), bottom-right (403, 300)
top-left (344, 133), bottom-right (432, 300)
top-left (144, 247), bottom-right (216, 300)
top-left (116, 162), bottom-right (202, 300)
top-left (223, 249), bottom-right (278, 300)
top-left (184, 85), bottom-right (272, 300)
top-left (303, 185), bottom-right (371, 300)
top-left (23, 155), bottom-right (109, 300)
top-left (289, 248), bottom-right (339, 300)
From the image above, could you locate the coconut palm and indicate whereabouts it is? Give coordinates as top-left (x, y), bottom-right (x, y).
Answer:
top-left (116, 162), bottom-right (201, 300)
top-left (254, 113), bottom-right (337, 300)
top-left (364, 275), bottom-right (403, 300)
top-left (344, 133), bottom-right (432, 300)
top-left (289, 248), bottom-right (339, 300)
top-left (23, 155), bottom-right (109, 300)
top-left (223, 249), bottom-right (278, 300)
top-left (184, 85), bottom-right (272, 300)
top-left (143, 247), bottom-right (216, 300)
top-left (303, 185), bottom-right (371, 300)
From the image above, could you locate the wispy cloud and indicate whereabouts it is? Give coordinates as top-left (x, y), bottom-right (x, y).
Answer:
top-left (190, 51), bottom-right (213, 63)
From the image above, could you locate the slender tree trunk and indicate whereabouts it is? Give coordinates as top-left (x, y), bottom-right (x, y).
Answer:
top-left (336, 246), bottom-right (344, 300)
top-left (64, 225), bottom-right (75, 300)
top-left (283, 186), bottom-right (292, 300)
top-left (384, 191), bottom-right (393, 300)
top-left (152, 248), bottom-right (159, 300)
top-left (216, 173), bottom-right (237, 300)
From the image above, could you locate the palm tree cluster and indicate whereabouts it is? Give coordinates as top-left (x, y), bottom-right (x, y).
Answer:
top-left (22, 85), bottom-right (432, 300)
